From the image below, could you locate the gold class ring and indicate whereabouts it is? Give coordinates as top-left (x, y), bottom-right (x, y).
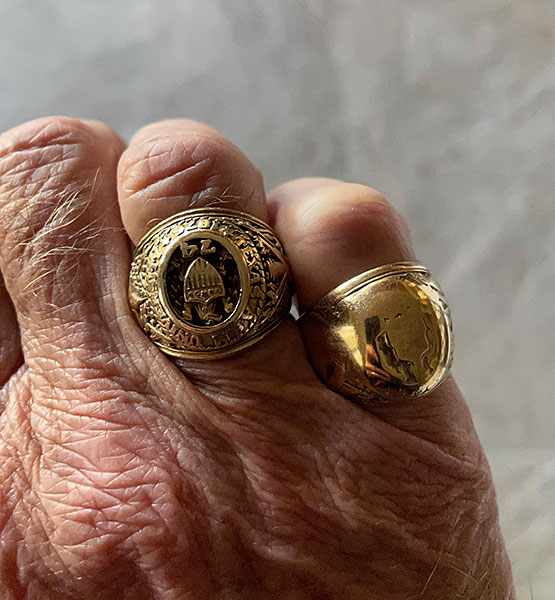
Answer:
top-left (297, 263), bottom-right (453, 405)
top-left (128, 208), bottom-right (293, 359)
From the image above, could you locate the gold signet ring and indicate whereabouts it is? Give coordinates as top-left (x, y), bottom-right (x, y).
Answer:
top-left (129, 208), bottom-right (293, 359)
top-left (297, 263), bottom-right (453, 404)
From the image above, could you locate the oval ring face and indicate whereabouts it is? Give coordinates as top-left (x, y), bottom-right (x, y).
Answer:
top-left (129, 209), bottom-right (293, 359)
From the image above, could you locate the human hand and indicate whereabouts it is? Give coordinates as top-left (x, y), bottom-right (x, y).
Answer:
top-left (0, 117), bottom-right (514, 599)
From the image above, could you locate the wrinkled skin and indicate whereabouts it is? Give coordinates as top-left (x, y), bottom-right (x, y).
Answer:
top-left (0, 117), bottom-right (514, 599)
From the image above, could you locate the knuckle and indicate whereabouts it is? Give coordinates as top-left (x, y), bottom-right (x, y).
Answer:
top-left (0, 115), bottom-right (90, 151)
top-left (0, 117), bottom-right (118, 288)
top-left (0, 117), bottom-right (100, 208)
top-left (299, 182), bottom-right (410, 249)
top-left (119, 131), bottom-right (260, 203)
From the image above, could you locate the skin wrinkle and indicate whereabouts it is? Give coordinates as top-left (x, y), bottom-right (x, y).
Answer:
top-left (122, 137), bottom-right (214, 196)
top-left (9, 469), bottom-right (81, 592)
top-left (128, 155), bottom-right (214, 201)
top-left (120, 133), bottom-right (253, 193)
top-left (185, 364), bottom-right (498, 592)
top-left (0, 155), bottom-right (79, 192)
top-left (25, 342), bottom-right (217, 592)
top-left (1, 195), bottom-right (120, 344)
top-left (21, 212), bottom-right (108, 307)
top-left (230, 404), bottom-right (434, 564)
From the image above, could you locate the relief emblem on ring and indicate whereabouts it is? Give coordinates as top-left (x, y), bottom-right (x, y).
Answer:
top-left (164, 237), bottom-right (240, 328)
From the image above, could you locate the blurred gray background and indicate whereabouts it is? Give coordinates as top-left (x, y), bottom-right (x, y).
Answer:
top-left (1, 0), bottom-right (554, 596)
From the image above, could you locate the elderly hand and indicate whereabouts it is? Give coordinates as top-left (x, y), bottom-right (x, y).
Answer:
top-left (0, 117), bottom-right (514, 599)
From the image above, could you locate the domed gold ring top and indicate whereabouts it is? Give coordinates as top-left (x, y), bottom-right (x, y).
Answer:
top-left (298, 263), bottom-right (453, 404)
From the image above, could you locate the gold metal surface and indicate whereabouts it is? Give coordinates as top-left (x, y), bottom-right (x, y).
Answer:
top-left (129, 208), bottom-right (293, 359)
top-left (298, 263), bottom-right (453, 404)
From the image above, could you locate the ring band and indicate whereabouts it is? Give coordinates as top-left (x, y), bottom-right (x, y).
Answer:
top-left (298, 262), bottom-right (453, 404)
top-left (129, 208), bottom-right (293, 359)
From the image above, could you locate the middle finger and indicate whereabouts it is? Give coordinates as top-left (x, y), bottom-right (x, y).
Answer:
top-left (117, 119), bottom-right (316, 392)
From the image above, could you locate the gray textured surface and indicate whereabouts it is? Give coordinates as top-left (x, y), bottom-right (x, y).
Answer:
top-left (1, 0), bottom-right (554, 597)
